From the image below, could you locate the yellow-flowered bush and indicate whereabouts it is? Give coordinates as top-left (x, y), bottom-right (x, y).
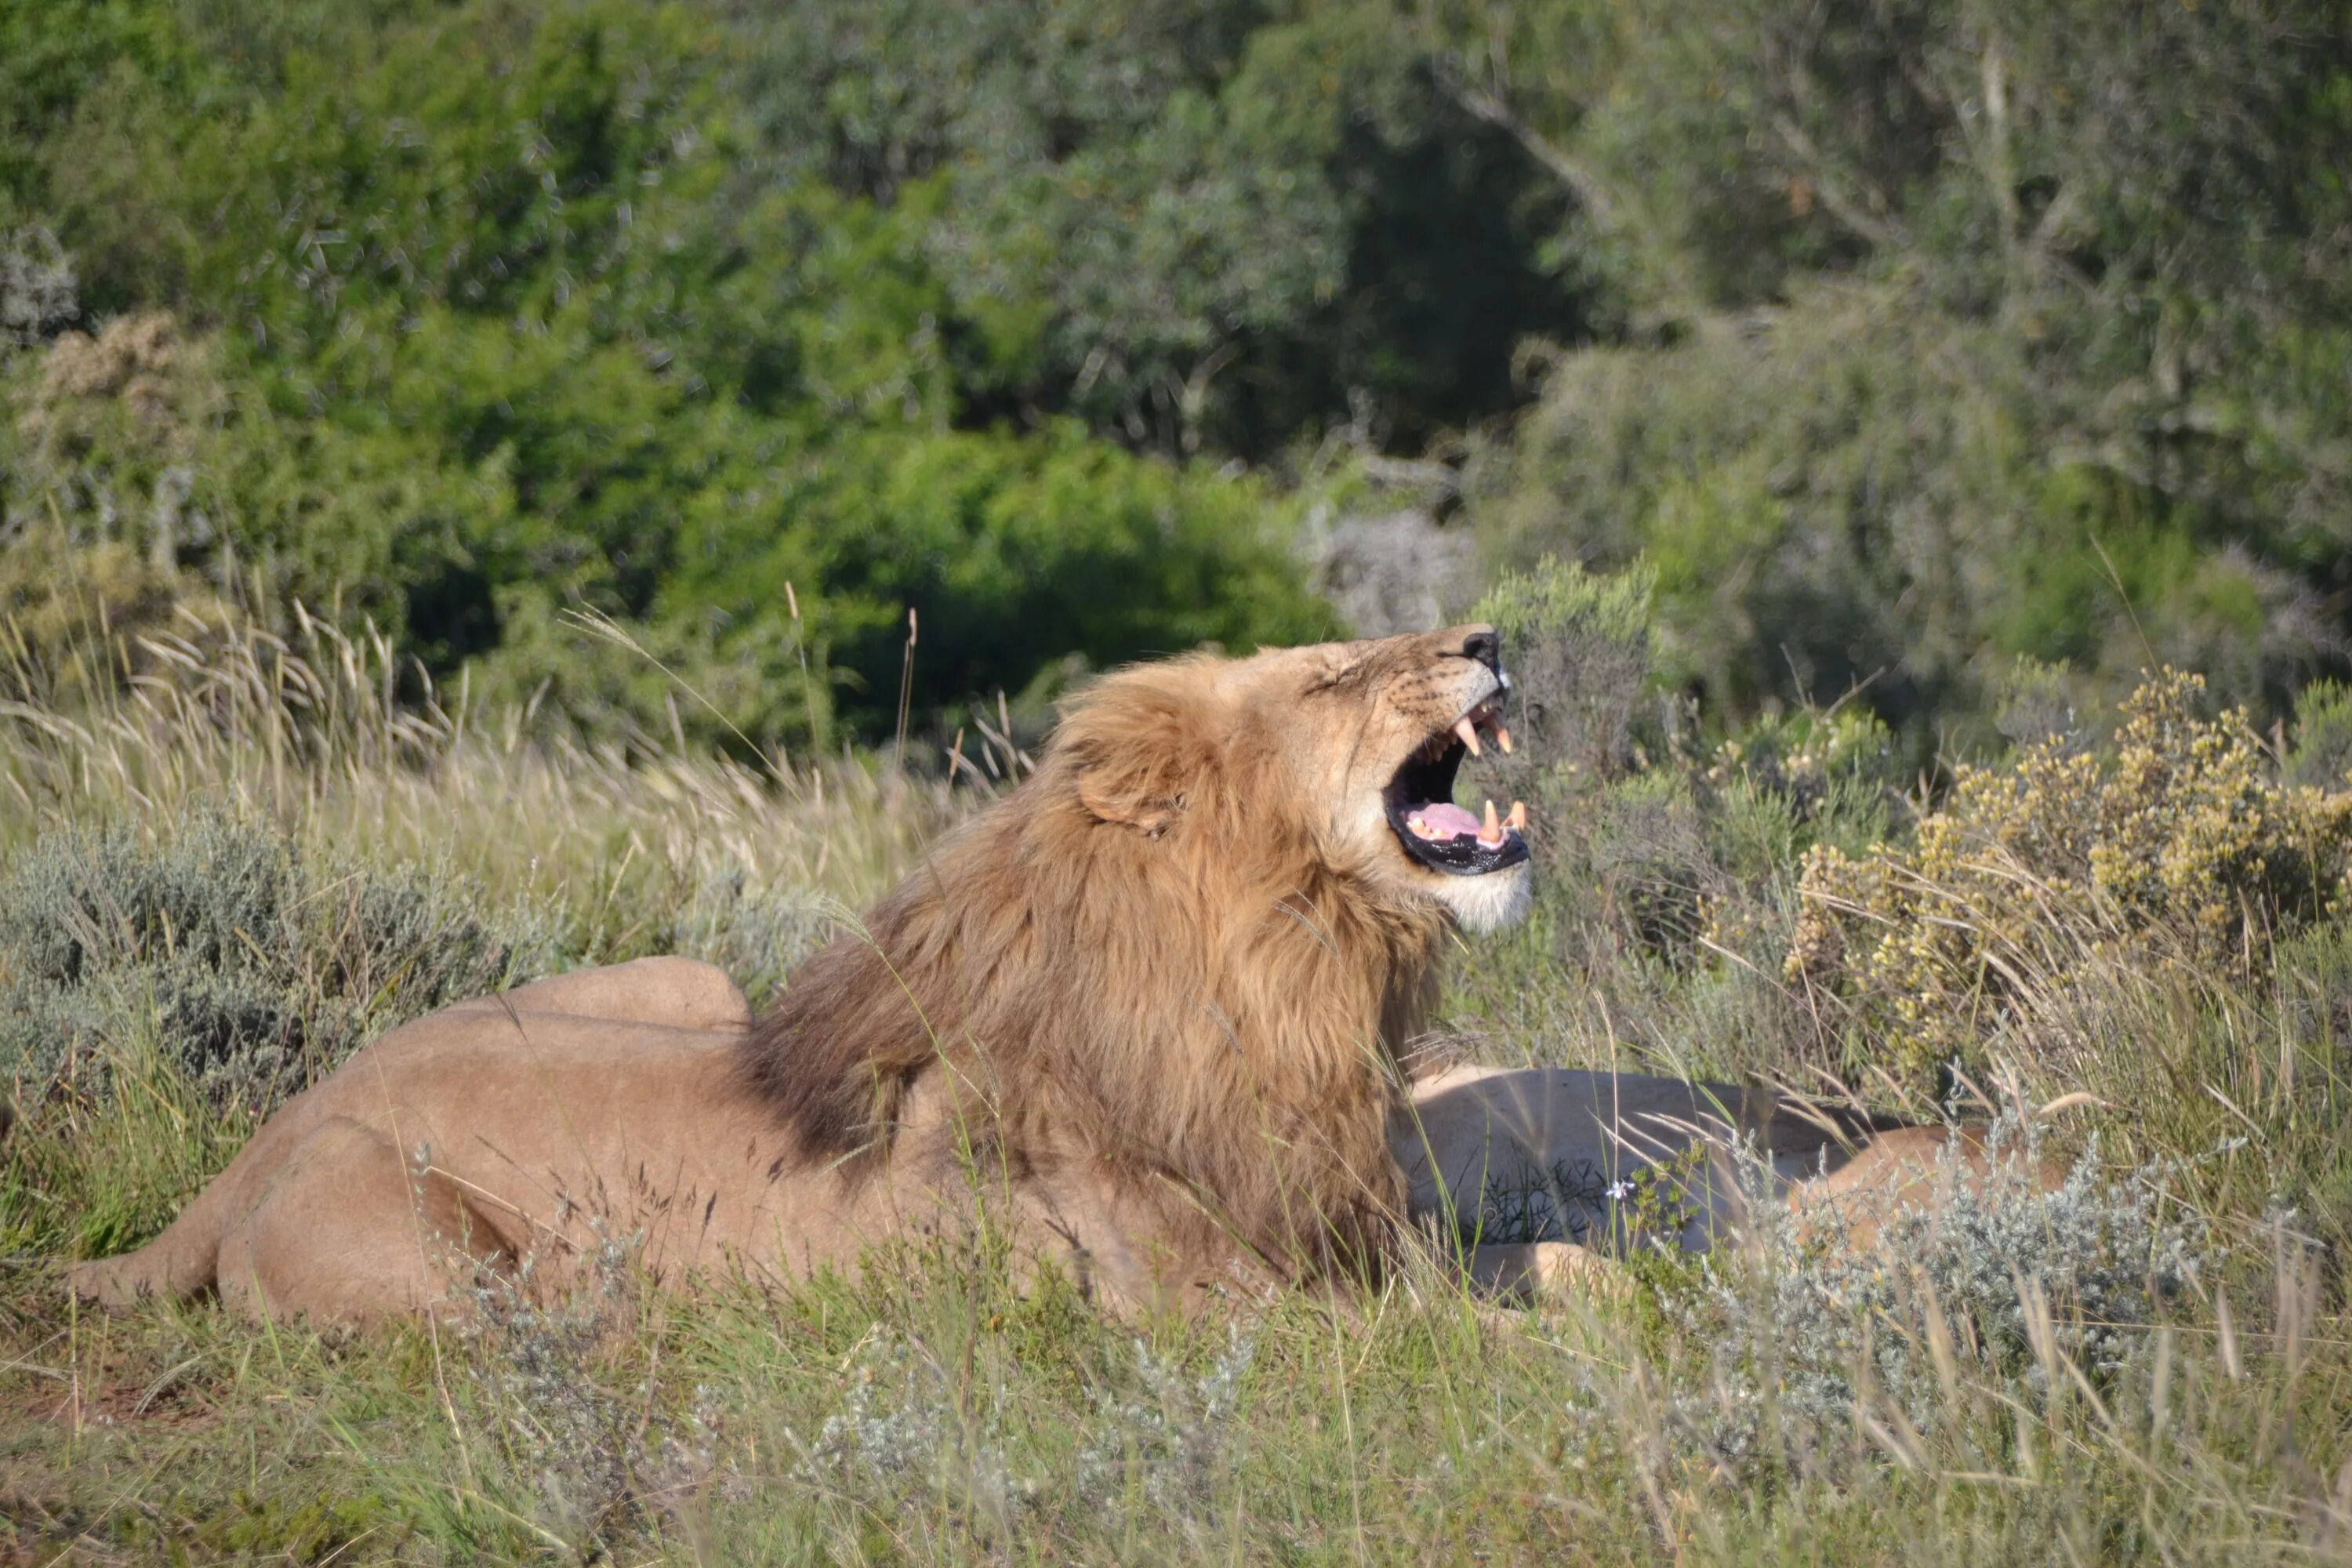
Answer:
top-left (1788, 670), bottom-right (2352, 1090)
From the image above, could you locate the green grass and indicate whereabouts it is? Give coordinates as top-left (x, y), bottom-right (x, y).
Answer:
top-left (5, 610), bottom-right (2352, 1564)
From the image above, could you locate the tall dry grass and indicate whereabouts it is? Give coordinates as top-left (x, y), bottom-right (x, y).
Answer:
top-left (0, 591), bottom-right (972, 953)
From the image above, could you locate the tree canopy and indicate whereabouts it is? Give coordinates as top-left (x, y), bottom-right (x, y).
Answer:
top-left (3, 0), bottom-right (2347, 752)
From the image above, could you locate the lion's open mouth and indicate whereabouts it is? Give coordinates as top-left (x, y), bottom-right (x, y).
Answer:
top-left (1384, 695), bottom-right (1530, 877)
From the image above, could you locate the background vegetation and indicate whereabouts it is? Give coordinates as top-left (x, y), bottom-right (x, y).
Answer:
top-left (6, 0), bottom-right (2348, 753)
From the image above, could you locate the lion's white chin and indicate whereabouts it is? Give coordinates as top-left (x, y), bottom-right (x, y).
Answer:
top-left (1429, 862), bottom-right (1534, 934)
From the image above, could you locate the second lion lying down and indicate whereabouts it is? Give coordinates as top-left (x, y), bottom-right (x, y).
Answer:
top-left (72, 626), bottom-right (2024, 1322)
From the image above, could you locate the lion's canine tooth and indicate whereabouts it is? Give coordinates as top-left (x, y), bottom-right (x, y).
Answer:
top-left (1479, 798), bottom-right (1503, 846)
top-left (1507, 800), bottom-right (1526, 833)
top-left (1494, 723), bottom-right (1514, 753)
top-left (1454, 717), bottom-right (1482, 757)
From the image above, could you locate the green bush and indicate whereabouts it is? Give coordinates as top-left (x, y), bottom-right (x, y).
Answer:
top-left (9, 0), bottom-right (2352, 764)
top-left (1476, 555), bottom-right (1655, 783)
top-left (1686, 1131), bottom-right (2209, 1473)
top-left (0, 809), bottom-right (557, 1110)
top-left (2288, 680), bottom-right (2352, 792)
top-left (1467, 282), bottom-right (2343, 762)
top-left (1453, 557), bottom-right (1904, 1077)
top-left (1443, 0), bottom-right (2352, 747)
top-left (0, 0), bottom-right (1579, 746)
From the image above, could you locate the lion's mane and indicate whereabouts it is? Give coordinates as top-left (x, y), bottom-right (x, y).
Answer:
top-left (741, 655), bottom-right (1446, 1282)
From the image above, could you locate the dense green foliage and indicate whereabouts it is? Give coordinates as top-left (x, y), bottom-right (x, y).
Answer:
top-left (1450, 0), bottom-right (2352, 748)
top-left (4, 0), bottom-right (2349, 753)
top-left (0, 0), bottom-right (1582, 741)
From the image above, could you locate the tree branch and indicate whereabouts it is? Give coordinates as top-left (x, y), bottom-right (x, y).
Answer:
top-left (1432, 61), bottom-right (1617, 230)
top-left (1766, 113), bottom-right (1912, 252)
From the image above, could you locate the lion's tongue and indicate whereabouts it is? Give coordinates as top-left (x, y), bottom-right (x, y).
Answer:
top-left (1406, 802), bottom-right (1482, 840)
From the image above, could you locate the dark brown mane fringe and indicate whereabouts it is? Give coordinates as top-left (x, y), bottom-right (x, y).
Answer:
top-left (738, 875), bottom-right (960, 1167)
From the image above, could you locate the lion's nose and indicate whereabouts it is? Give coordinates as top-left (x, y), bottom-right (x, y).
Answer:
top-left (1457, 626), bottom-right (1501, 673)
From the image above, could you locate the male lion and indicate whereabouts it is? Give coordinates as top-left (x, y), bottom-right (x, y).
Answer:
top-left (71, 624), bottom-right (1539, 1319)
top-left (71, 625), bottom-right (2021, 1323)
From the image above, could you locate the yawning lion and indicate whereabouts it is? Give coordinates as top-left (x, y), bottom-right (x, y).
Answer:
top-left (71, 625), bottom-right (1536, 1317)
top-left (70, 625), bottom-right (2020, 1323)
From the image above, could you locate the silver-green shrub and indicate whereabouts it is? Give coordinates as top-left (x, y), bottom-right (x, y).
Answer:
top-left (0, 225), bottom-right (74, 350)
top-left (1076, 1328), bottom-right (1257, 1523)
top-left (0, 808), bottom-right (557, 1110)
top-left (664, 866), bottom-right (840, 1007)
top-left (789, 1327), bottom-right (1044, 1534)
top-left (1677, 1123), bottom-right (2209, 1472)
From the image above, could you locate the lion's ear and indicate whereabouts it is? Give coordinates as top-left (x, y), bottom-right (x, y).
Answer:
top-left (1075, 759), bottom-right (1188, 834)
top-left (1062, 682), bottom-right (1216, 837)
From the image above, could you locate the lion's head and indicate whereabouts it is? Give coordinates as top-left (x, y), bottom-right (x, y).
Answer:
top-left (745, 625), bottom-right (1533, 1290)
top-left (1052, 622), bottom-right (1533, 935)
